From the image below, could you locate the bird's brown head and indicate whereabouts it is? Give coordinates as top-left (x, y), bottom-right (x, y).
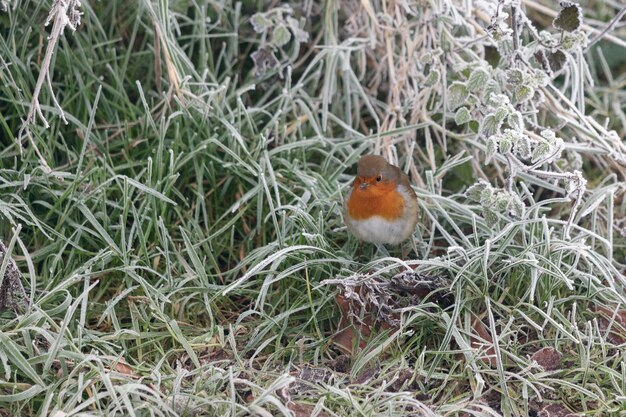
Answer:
top-left (353, 155), bottom-right (400, 197)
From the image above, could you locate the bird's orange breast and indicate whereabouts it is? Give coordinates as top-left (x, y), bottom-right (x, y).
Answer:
top-left (346, 182), bottom-right (405, 221)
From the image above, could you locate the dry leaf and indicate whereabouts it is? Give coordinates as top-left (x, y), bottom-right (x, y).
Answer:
top-left (287, 402), bottom-right (330, 417)
top-left (471, 316), bottom-right (496, 366)
top-left (538, 403), bottom-right (578, 417)
top-left (114, 359), bottom-right (136, 376)
top-left (326, 272), bottom-right (452, 354)
top-left (595, 305), bottom-right (626, 344)
top-left (531, 347), bottom-right (562, 371)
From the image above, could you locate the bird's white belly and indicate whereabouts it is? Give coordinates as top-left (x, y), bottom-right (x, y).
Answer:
top-left (346, 215), bottom-right (414, 245)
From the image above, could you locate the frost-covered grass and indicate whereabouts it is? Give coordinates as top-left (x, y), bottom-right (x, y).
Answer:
top-left (1, 0), bottom-right (625, 416)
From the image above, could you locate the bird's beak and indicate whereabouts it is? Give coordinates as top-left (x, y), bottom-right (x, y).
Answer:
top-left (359, 181), bottom-right (369, 190)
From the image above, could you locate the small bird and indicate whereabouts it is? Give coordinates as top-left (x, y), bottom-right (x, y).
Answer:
top-left (344, 155), bottom-right (419, 245)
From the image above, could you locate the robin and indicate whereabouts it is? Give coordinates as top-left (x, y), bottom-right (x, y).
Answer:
top-left (344, 155), bottom-right (419, 245)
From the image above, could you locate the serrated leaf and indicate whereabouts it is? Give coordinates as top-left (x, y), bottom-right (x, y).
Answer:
top-left (480, 187), bottom-right (495, 207)
top-left (467, 68), bottom-right (489, 92)
top-left (548, 50), bottom-right (567, 74)
top-left (467, 182), bottom-right (487, 202)
top-left (540, 129), bottom-right (557, 143)
top-left (454, 107), bottom-right (471, 125)
top-left (469, 120), bottom-right (480, 133)
top-left (483, 208), bottom-right (498, 226)
top-left (286, 17), bottom-right (309, 43)
top-left (516, 85), bottom-right (534, 102)
top-left (486, 137), bottom-right (498, 163)
top-left (514, 135), bottom-right (532, 159)
top-left (494, 107), bottom-right (508, 122)
top-left (250, 14), bottom-right (272, 33)
top-left (499, 138), bottom-right (512, 154)
top-left (447, 82), bottom-right (469, 110)
top-left (482, 114), bottom-right (501, 137)
top-left (507, 69), bottom-right (524, 85)
top-left (509, 195), bottom-right (525, 217)
top-left (484, 81), bottom-right (501, 100)
top-left (495, 193), bottom-right (511, 211)
top-left (272, 25), bottom-right (291, 47)
top-left (532, 142), bottom-right (552, 163)
top-left (251, 47), bottom-right (279, 76)
top-left (507, 112), bottom-right (523, 130)
top-left (531, 69), bottom-right (549, 87)
top-left (553, 2), bottom-right (582, 32)
top-left (425, 69), bottom-right (440, 86)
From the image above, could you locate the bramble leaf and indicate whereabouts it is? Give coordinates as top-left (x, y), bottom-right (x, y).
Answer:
top-left (553, 2), bottom-right (582, 32)
top-left (448, 82), bottom-right (469, 110)
top-left (455, 107), bottom-right (471, 125)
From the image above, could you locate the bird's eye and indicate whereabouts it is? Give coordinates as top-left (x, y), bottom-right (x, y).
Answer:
top-left (376, 175), bottom-right (382, 182)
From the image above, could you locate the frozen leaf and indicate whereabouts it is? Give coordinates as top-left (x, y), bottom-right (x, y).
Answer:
top-left (548, 50), bottom-right (567, 74)
top-left (250, 13), bottom-right (272, 33)
top-left (486, 137), bottom-right (498, 162)
top-left (420, 51), bottom-right (435, 65)
top-left (480, 187), bottom-right (496, 207)
top-left (484, 81), bottom-right (501, 100)
top-left (272, 25), bottom-right (291, 47)
top-left (286, 17), bottom-right (309, 43)
top-left (516, 85), bottom-right (534, 102)
top-left (531, 68), bottom-right (550, 87)
top-left (507, 69), bottom-right (524, 85)
top-left (465, 95), bottom-right (480, 107)
top-left (425, 69), bottom-right (440, 86)
top-left (507, 111), bottom-right (523, 130)
top-left (482, 114), bottom-right (501, 137)
top-left (251, 47), bottom-right (279, 76)
top-left (531, 347), bottom-right (562, 371)
top-left (469, 120), bottom-right (480, 133)
top-left (495, 193), bottom-right (511, 211)
top-left (454, 107), bottom-right (471, 125)
top-left (532, 142), bottom-right (552, 163)
top-left (514, 134), bottom-right (532, 159)
top-left (540, 129), bottom-right (557, 143)
top-left (488, 93), bottom-right (510, 107)
top-left (553, 2), bottom-right (582, 32)
top-left (494, 106), bottom-right (508, 122)
top-left (467, 68), bottom-right (490, 92)
top-left (509, 194), bottom-right (525, 217)
top-left (499, 137), bottom-right (512, 154)
top-left (447, 82), bottom-right (469, 110)
top-left (564, 150), bottom-right (583, 171)
top-left (466, 182), bottom-right (487, 202)
top-left (484, 208), bottom-right (498, 226)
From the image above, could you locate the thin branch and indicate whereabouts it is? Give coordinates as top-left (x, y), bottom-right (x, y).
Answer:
top-left (585, 6), bottom-right (626, 52)
top-left (16, 0), bottom-right (82, 171)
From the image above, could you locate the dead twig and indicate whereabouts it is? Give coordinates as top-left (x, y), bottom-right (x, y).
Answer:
top-left (17, 0), bottom-right (83, 172)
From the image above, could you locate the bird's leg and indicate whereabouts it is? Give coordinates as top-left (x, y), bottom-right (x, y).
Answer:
top-left (401, 244), bottom-right (409, 260)
top-left (354, 241), bottom-right (363, 260)
top-left (401, 238), bottom-right (419, 261)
